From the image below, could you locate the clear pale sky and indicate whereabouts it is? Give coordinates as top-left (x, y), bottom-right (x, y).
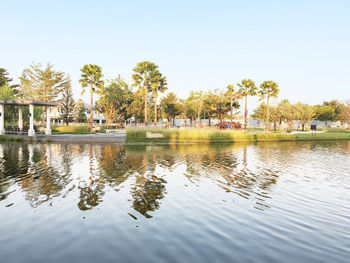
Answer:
top-left (1, 0), bottom-right (349, 112)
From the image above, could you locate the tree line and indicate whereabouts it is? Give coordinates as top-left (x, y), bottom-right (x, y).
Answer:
top-left (254, 100), bottom-right (350, 131)
top-left (0, 62), bottom-right (349, 131)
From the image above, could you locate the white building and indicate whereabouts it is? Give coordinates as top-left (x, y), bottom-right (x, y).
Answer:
top-left (49, 104), bottom-right (106, 125)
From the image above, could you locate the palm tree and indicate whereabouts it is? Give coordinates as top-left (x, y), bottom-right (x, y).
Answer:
top-left (152, 75), bottom-right (167, 125)
top-left (237, 79), bottom-right (257, 132)
top-left (132, 61), bottom-right (162, 125)
top-left (259, 81), bottom-right (279, 131)
top-left (226, 84), bottom-right (241, 123)
top-left (79, 65), bottom-right (104, 132)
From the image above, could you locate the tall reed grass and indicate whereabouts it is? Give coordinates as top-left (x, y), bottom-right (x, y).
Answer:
top-left (52, 126), bottom-right (90, 133)
top-left (126, 128), bottom-right (350, 143)
top-left (126, 128), bottom-right (297, 143)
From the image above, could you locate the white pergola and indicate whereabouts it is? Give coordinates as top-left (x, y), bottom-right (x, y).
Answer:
top-left (0, 100), bottom-right (58, 137)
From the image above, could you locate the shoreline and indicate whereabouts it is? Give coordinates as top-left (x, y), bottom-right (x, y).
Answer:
top-left (1, 132), bottom-right (349, 144)
top-left (0, 134), bottom-right (126, 143)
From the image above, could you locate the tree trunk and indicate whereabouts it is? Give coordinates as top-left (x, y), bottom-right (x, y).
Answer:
top-left (244, 95), bottom-right (248, 133)
top-left (302, 122), bottom-right (305, 131)
top-left (119, 115), bottom-right (123, 127)
top-left (144, 84), bottom-right (148, 125)
top-left (289, 120), bottom-right (293, 131)
top-left (265, 95), bottom-right (270, 132)
top-left (90, 82), bottom-right (94, 132)
top-left (154, 95), bottom-right (157, 126)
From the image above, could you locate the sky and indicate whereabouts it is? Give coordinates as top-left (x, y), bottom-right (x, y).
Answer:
top-left (1, 0), bottom-right (349, 112)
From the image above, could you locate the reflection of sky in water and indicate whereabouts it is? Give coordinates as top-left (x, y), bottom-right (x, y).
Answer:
top-left (0, 142), bottom-right (349, 263)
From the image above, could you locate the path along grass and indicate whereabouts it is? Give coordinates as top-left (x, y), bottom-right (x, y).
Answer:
top-left (126, 128), bottom-right (350, 143)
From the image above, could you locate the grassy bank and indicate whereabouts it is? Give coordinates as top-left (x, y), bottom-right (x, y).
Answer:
top-left (0, 135), bottom-right (24, 142)
top-left (52, 126), bottom-right (90, 134)
top-left (51, 125), bottom-right (110, 134)
top-left (0, 135), bottom-right (52, 143)
top-left (126, 128), bottom-right (350, 143)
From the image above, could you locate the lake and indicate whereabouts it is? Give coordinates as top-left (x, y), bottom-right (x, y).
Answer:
top-left (0, 141), bottom-right (349, 263)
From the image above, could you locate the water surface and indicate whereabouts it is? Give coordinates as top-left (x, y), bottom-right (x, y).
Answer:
top-left (0, 141), bottom-right (349, 262)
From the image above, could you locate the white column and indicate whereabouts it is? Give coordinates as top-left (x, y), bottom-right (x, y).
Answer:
top-left (18, 106), bottom-right (23, 130)
top-left (0, 104), bottom-right (5, 135)
top-left (28, 144), bottom-right (34, 168)
top-left (28, 104), bottom-right (35, 137)
top-left (0, 144), bottom-right (3, 159)
top-left (45, 106), bottom-right (51, 135)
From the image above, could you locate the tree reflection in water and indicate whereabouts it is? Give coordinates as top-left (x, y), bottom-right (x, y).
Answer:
top-left (122, 146), bottom-right (168, 218)
top-left (77, 145), bottom-right (105, 211)
top-left (0, 142), bottom-right (300, 214)
top-left (131, 175), bottom-right (167, 218)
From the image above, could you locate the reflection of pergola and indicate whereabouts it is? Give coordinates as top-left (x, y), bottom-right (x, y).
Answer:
top-left (0, 100), bottom-right (58, 137)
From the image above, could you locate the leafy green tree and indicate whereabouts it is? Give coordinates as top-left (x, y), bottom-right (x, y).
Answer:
top-left (184, 94), bottom-right (198, 125)
top-left (184, 91), bottom-right (206, 125)
top-left (237, 79), bottom-right (257, 132)
top-left (339, 101), bottom-right (350, 128)
top-left (160, 92), bottom-right (181, 125)
top-left (96, 75), bottom-right (133, 128)
top-left (278, 100), bottom-right (296, 130)
top-left (185, 91), bottom-right (204, 125)
top-left (258, 80), bottom-right (279, 131)
top-left (132, 61), bottom-right (163, 124)
top-left (19, 63), bottom-right (69, 102)
top-left (226, 84), bottom-right (241, 123)
top-left (59, 81), bottom-right (75, 125)
top-left (205, 89), bottom-right (239, 122)
top-left (253, 103), bottom-right (267, 122)
top-left (295, 102), bottom-right (315, 131)
top-left (212, 90), bottom-right (230, 121)
top-left (315, 105), bottom-right (335, 126)
top-left (253, 102), bottom-right (281, 130)
top-left (322, 100), bottom-right (343, 121)
top-left (73, 99), bottom-right (87, 123)
top-left (128, 90), bottom-right (145, 123)
top-left (96, 92), bottom-right (116, 128)
top-left (79, 64), bottom-right (104, 131)
top-left (203, 91), bottom-right (216, 124)
top-left (268, 106), bottom-right (280, 131)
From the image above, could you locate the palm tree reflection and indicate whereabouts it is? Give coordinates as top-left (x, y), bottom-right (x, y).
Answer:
top-left (77, 145), bottom-right (105, 211)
